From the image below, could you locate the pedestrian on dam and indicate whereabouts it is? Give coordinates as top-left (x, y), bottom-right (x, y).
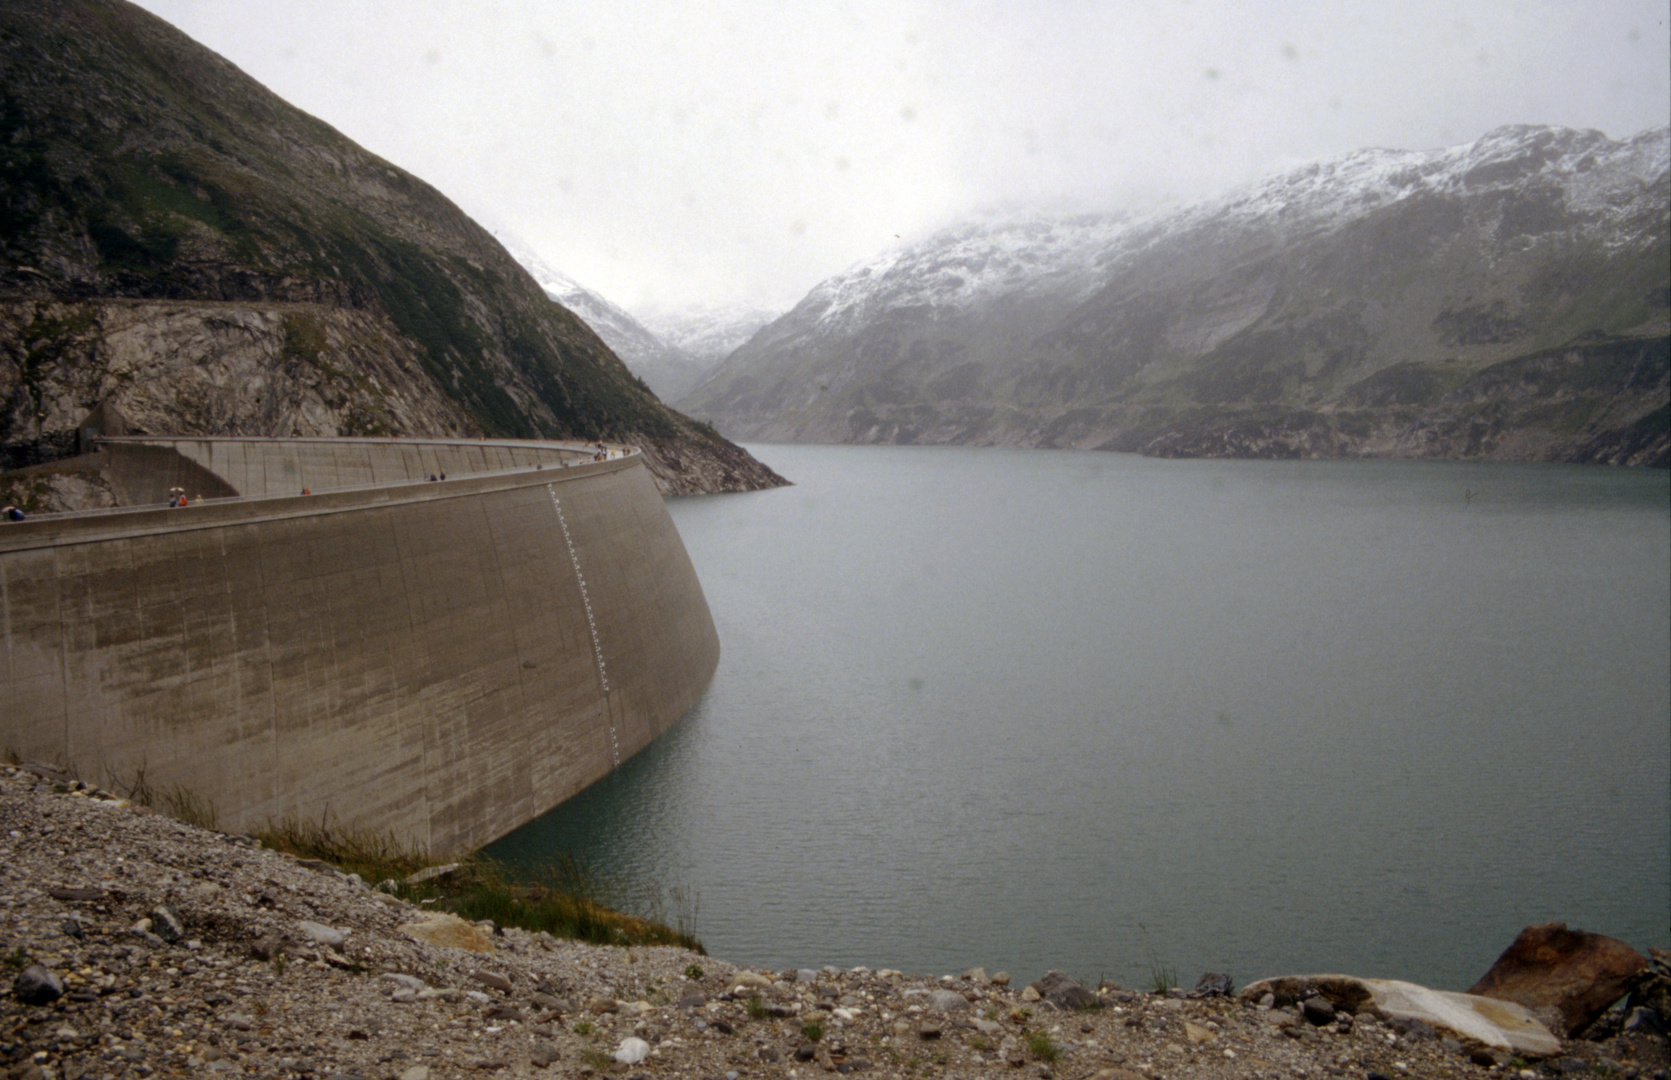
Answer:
top-left (2, 505), bottom-right (22, 522)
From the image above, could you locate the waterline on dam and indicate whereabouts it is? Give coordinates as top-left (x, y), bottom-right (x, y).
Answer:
top-left (485, 443), bottom-right (1671, 989)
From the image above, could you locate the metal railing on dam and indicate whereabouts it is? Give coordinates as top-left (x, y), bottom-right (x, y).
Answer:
top-left (0, 436), bottom-right (719, 854)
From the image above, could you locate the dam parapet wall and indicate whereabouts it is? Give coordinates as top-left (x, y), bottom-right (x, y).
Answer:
top-left (0, 437), bottom-right (718, 854)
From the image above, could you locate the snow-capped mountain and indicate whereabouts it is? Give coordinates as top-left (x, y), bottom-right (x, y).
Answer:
top-left (638, 302), bottom-right (783, 371)
top-left (682, 125), bottom-right (1670, 466)
top-left (497, 237), bottom-right (711, 402)
top-left (788, 212), bottom-right (1134, 335)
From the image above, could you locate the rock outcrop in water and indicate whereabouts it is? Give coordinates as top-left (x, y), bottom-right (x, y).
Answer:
top-left (681, 125), bottom-right (1669, 467)
top-left (0, 0), bottom-right (785, 496)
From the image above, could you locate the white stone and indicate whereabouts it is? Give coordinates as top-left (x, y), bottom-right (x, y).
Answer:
top-left (614, 1037), bottom-right (651, 1064)
top-left (296, 920), bottom-right (346, 949)
top-left (1361, 979), bottom-right (1560, 1057)
top-left (1239, 975), bottom-right (1561, 1057)
top-left (380, 973), bottom-right (427, 992)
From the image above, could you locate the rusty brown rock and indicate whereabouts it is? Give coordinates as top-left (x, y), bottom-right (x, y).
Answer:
top-left (1468, 922), bottom-right (1648, 1036)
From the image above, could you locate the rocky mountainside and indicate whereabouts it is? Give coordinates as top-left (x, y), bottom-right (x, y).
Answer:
top-left (683, 126), bottom-right (1670, 466)
top-left (500, 238), bottom-right (719, 404)
top-left (0, 0), bottom-right (785, 495)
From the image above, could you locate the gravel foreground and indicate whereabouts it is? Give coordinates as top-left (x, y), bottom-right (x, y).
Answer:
top-left (2, 764), bottom-right (1666, 1080)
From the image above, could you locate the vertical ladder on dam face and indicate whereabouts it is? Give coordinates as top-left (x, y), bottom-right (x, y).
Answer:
top-left (547, 485), bottom-right (620, 770)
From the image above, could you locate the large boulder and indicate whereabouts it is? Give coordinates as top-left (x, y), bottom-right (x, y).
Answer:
top-left (1239, 975), bottom-right (1561, 1057)
top-left (1468, 923), bottom-right (1648, 1037)
top-left (1030, 970), bottom-right (1097, 1009)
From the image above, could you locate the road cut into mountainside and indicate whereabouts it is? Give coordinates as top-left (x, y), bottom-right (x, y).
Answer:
top-left (0, 435), bottom-right (718, 853)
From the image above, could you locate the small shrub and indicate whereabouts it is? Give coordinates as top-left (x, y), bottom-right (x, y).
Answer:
top-left (969, 1036), bottom-right (993, 1053)
top-left (744, 993), bottom-right (768, 1020)
top-left (571, 1020), bottom-right (593, 1036)
top-left (800, 1020), bottom-right (823, 1042)
top-left (684, 964), bottom-right (704, 979)
top-left (4, 946), bottom-right (29, 969)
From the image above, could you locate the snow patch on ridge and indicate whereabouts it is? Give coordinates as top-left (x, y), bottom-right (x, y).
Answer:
top-left (1172, 124), bottom-right (1668, 242)
top-left (782, 125), bottom-right (1668, 340)
top-left (802, 213), bottom-right (1136, 331)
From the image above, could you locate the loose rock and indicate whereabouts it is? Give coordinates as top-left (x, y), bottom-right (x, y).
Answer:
top-left (11, 963), bottom-right (64, 1005)
top-left (0, 763), bottom-right (1663, 1080)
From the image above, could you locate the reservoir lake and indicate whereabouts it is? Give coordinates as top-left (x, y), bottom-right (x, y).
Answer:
top-left (487, 444), bottom-right (1671, 991)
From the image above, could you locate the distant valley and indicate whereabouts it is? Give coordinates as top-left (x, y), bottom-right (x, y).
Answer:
top-left (679, 125), bottom-right (1670, 467)
top-left (501, 239), bottom-right (776, 404)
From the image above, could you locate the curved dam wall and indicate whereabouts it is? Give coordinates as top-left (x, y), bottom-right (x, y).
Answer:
top-left (0, 437), bottom-right (718, 854)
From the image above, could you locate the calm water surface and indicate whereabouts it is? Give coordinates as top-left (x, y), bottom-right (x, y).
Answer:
top-left (487, 445), bottom-right (1670, 990)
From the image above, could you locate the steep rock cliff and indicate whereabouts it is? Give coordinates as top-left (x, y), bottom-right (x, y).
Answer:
top-left (0, 0), bottom-right (785, 494)
top-left (683, 126), bottom-right (1669, 466)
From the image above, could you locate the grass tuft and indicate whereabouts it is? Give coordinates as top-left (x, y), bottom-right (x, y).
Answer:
top-left (108, 765), bottom-right (218, 830)
top-left (1025, 1030), bottom-right (1060, 1062)
top-left (1138, 922), bottom-right (1178, 994)
top-left (256, 814), bottom-right (701, 951)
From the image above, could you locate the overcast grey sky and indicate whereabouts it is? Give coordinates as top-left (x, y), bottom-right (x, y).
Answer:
top-left (131, 0), bottom-right (1670, 316)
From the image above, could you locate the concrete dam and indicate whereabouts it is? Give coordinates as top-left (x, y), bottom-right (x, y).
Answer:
top-left (0, 436), bottom-right (720, 853)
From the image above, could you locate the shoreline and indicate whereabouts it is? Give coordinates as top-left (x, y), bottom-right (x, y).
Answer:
top-left (3, 765), bottom-right (1666, 1080)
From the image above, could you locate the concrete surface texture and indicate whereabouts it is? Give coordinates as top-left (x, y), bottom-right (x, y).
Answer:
top-left (0, 437), bottom-right (718, 853)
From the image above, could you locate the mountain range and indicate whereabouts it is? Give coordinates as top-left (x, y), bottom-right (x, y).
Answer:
top-left (499, 237), bottom-right (782, 405)
top-left (0, 0), bottom-right (784, 495)
top-left (681, 125), bottom-right (1669, 467)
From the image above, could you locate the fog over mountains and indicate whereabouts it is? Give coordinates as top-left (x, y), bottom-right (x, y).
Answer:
top-left (679, 124), bottom-right (1670, 466)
